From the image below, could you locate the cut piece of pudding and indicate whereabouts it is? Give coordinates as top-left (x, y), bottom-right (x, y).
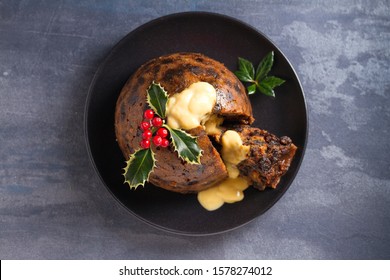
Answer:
top-left (197, 127), bottom-right (297, 210)
top-left (234, 126), bottom-right (297, 190)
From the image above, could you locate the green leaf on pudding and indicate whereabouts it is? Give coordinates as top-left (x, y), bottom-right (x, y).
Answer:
top-left (165, 125), bottom-right (202, 164)
top-left (147, 82), bottom-right (168, 118)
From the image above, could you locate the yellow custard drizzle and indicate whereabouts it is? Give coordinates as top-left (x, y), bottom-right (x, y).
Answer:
top-left (198, 130), bottom-right (250, 211)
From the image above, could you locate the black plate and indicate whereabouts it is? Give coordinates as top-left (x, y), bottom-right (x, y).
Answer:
top-left (85, 12), bottom-right (307, 235)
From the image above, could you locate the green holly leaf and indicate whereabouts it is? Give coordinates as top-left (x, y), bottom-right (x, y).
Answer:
top-left (257, 83), bottom-right (275, 98)
top-left (255, 51), bottom-right (274, 81)
top-left (247, 84), bottom-right (257, 95)
top-left (165, 125), bottom-right (202, 164)
top-left (234, 57), bottom-right (255, 82)
top-left (147, 82), bottom-right (168, 118)
top-left (262, 76), bottom-right (285, 89)
top-left (123, 148), bottom-right (156, 189)
top-left (234, 51), bottom-right (285, 97)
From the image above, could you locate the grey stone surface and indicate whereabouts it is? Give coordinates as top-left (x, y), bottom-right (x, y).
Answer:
top-left (0, 0), bottom-right (389, 259)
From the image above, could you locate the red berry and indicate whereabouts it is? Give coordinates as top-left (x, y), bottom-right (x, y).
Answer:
top-left (152, 135), bottom-right (162, 146)
top-left (161, 138), bottom-right (170, 148)
top-left (142, 130), bottom-right (152, 139)
top-left (152, 117), bottom-right (163, 127)
top-left (140, 121), bottom-right (151, 131)
top-left (140, 139), bottom-right (150, 149)
top-left (156, 127), bottom-right (168, 138)
top-left (143, 109), bottom-right (154, 120)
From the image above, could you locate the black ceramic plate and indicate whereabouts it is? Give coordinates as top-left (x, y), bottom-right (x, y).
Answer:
top-left (85, 12), bottom-right (307, 235)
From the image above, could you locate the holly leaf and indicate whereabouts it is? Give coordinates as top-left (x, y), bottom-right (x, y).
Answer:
top-left (165, 126), bottom-right (202, 164)
top-left (123, 148), bottom-right (156, 189)
top-left (262, 76), bottom-right (285, 89)
top-left (255, 51), bottom-right (274, 81)
top-left (234, 51), bottom-right (285, 97)
top-left (234, 57), bottom-right (255, 82)
top-left (257, 83), bottom-right (275, 98)
top-left (247, 84), bottom-right (257, 95)
top-left (147, 82), bottom-right (168, 118)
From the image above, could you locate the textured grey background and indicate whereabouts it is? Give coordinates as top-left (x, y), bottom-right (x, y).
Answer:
top-left (1, 0), bottom-right (389, 259)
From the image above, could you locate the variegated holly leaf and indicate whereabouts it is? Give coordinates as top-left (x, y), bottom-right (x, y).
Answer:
top-left (123, 148), bottom-right (156, 189)
top-left (165, 125), bottom-right (202, 164)
top-left (147, 82), bottom-right (168, 118)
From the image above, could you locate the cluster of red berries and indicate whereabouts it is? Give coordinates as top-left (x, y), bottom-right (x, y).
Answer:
top-left (139, 109), bottom-right (169, 149)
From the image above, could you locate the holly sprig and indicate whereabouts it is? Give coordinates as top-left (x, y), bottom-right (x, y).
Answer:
top-left (123, 82), bottom-right (202, 189)
top-left (234, 51), bottom-right (285, 97)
